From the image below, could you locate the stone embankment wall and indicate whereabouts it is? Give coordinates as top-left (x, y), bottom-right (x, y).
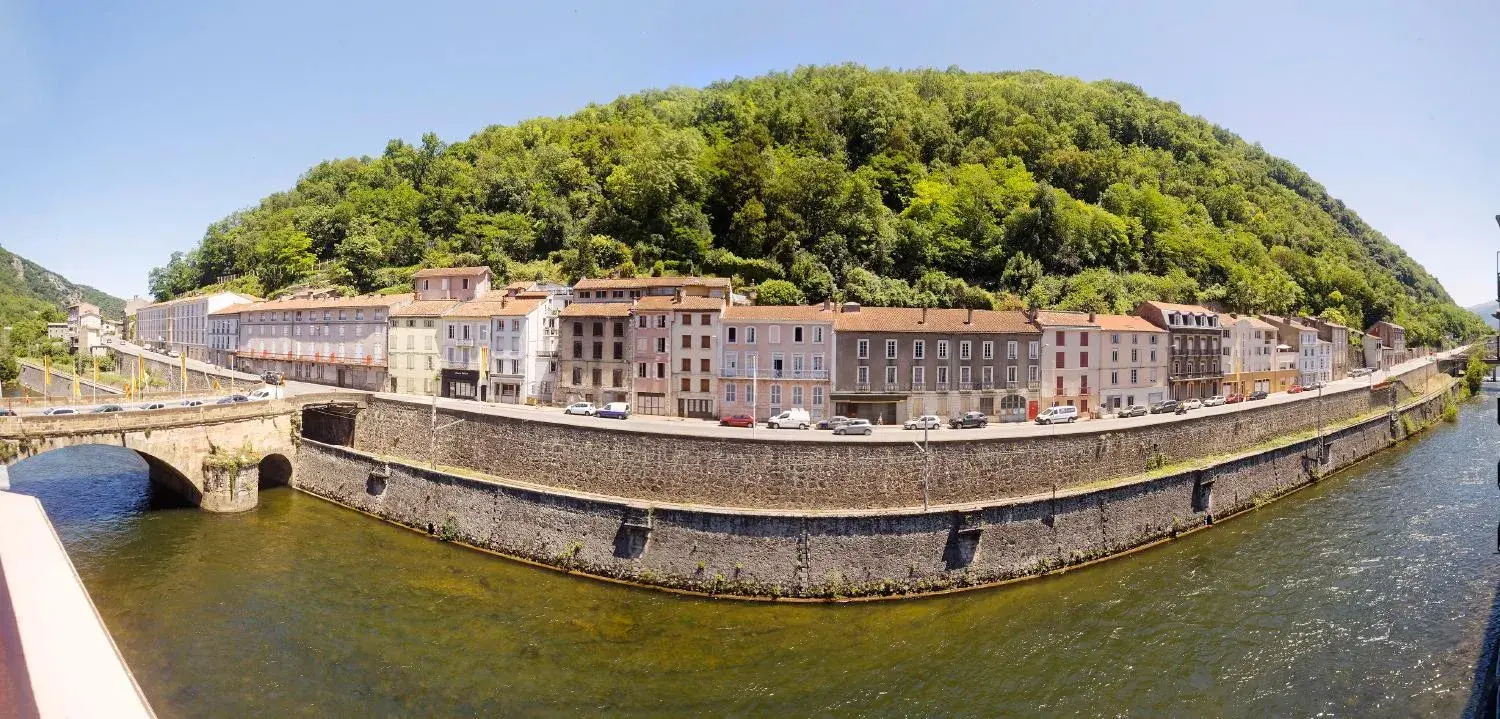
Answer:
top-left (293, 371), bottom-right (1459, 600)
top-left (108, 348), bottom-right (254, 394)
top-left (17, 361), bottom-right (122, 399)
top-left (351, 362), bottom-right (1439, 510)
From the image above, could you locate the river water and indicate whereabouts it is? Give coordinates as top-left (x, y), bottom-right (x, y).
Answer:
top-left (10, 394), bottom-right (1500, 717)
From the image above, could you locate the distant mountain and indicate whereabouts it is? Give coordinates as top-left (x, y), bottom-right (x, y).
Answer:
top-left (0, 245), bottom-right (125, 323)
top-left (1468, 300), bottom-right (1498, 329)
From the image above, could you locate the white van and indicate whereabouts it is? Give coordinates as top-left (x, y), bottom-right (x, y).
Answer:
top-left (1035, 405), bottom-right (1079, 425)
top-left (767, 408), bottom-right (811, 429)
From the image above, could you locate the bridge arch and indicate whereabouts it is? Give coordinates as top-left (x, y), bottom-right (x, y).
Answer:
top-left (257, 453), bottom-right (293, 489)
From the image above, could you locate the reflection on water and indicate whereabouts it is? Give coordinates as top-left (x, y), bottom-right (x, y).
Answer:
top-left (9, 398), bottom-right (1500, 717)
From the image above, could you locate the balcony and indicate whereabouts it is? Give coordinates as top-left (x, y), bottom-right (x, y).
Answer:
top-left (910, 382), bottom-right (926, 392)
top-left (958, 381), bottom-right (974, 391)
top-left (884, 382), bottom-right (902, 392)
top-left (934, 382), bottom-right (950, 392)
top-left (855, 382), bottom-right (871, 392)
top-left (720, 368), bottom-right (829, 380)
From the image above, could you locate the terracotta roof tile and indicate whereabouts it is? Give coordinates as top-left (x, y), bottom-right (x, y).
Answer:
top-left (412, 266), bottom-right (491, 279)
top-left (633, 295), bottom-right (727, 311)
top-left (216, 294), bottom-right (411, 314)
top-left (573, 276), bottom-right (731, 291)
top-left (1092, 314), bottom-right (1166, 332)
top-left (1032, 310), bottom-right (1100, 328)
top-left (559, 301), bottom-right (634, 318)
top-left (834, 307), bottom-right (1036, 334)
top-left (445, 298), bottom-right (544, 317)
top-left (1138, 300), bottom-right (1219, 316)
top-left (724, 305), bottom-right (839, 321)
top-left (391, 299), bottom-right (461, 317)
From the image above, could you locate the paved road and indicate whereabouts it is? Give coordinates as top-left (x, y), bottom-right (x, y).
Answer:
top-left (106, 339), bottom-right (260, 383)
top-left (378, 349), bottom-right (1460, 443)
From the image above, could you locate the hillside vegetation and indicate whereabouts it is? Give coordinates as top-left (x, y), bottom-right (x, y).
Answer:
top-left (147, 65), bottom-right (1484, 346)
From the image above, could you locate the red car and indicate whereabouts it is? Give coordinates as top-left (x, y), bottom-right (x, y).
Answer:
top-left (1288, 385), bottom-right (1305, 394)
top-left (719, 414), bottom-right (756, 428)
top-left (1225, 393), bottom-right (1244, 404)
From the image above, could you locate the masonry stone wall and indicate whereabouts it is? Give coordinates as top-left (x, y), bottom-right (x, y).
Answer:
top-left (294, 376), bottom-right (1459, 599)
top-left (351, 362), bottom-right (1439, 511)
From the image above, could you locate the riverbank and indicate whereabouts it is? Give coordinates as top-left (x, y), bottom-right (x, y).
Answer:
top-left (291, 366), bottom-right (1464, 600)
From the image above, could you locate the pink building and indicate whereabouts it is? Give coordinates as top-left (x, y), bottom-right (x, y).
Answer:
top-left (630, 299), bottom-right (676, 416)
top-left (1033, 310), bottom-right (1102, 415)
top-left (719, 304), bottom-right (838, 421)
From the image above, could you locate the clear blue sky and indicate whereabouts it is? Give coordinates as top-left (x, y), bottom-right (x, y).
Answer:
top-left (2, 0), bottom-right (1497, 306)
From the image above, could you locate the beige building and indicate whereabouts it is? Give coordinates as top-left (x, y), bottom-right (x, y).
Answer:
top-left (1034, 311), bottom-right (1102, 415)
top-left (1094, 314), bottom-right (1169, 412)
top-left (233, 294), bottom-right (410, 391)
top-left (137, 291), bottom-right (261, 360)
top-left (555, 302), bottom-right (633, 405)
top-left (1220, 315), bottom-right (1279, 396)
top-left (388, 299), bottom-right (458, 395)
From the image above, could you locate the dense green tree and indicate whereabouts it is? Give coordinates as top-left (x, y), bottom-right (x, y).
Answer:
top-left (754, 279), bottom-right (806, 306)
top-left (142, 65), bottom-right (1486, 345)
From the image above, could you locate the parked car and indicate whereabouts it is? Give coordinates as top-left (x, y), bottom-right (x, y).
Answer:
top-left (949, 411), bottom-right (990, 429)
top-left (262, 371), bottom-right (284, 386)
top-left (1288, 385), bottom-right (1305, 394)
top-left (1225, 393), bottom-right (1245, 404)
top-left (718, 414), bottom-right (755, 428)
top-left (1116, 405), bottom-right (1149, 418)
top-left (767, 408), bottom-right (811, 429)
top-left (140, 402), bottom-right (168, 410)
top-left (903, 414), bottom-right (942, 430)
top-left (247, 387), bottom-right (283, 401)
top-left (1149, 400), bottom-right (1180, 414)
top-left (1203, 395), bottom-right (1227, 407)
top-left (817, 415), bottom-right (852, 430)
top-left (41, 407), bottom-right (77, 415)
top-left (597, 402), bottom-right (630, 420)
top-left (1035, 405), bottom-right (1079, 425)
top-left (1181, 398), bottom-right (1203, 411)
top-left (92, 404), bottom-right (124, 413)
top-left (180, 399), bottom-right (205, 407)
top-left (217, 394), bottom-right (250, 404)
top-left (1248, 390), bottom-right (1268, 401)
top-left (165, 349), bottom-right (181, 358)
top-left (563, 402), bottom-right (598, 416)
top-left (1306, 381), bottom-right (1327, 391)
top-left (0, 409), bottom-right (15, 417)
top-left (833, 418), bottom-right (873, 436)
top-left (1351, 368), bottom-right (1374, 377)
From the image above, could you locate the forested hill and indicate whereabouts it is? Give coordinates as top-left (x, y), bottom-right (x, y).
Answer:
top-left (148, 65), bottom-right (1485, 345)
top-left (0, 245), bottom-right (123, 323)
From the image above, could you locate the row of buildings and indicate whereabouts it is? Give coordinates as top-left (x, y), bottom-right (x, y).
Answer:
top-left (127, 270), bottom-right (1417, 424)
top-left (45, 301), bottom-right (123, 356)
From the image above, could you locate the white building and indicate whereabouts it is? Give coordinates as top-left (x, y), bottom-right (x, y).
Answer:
top-left (136, 291), bottom-right (261, 360)
top-left (232, 294), bottom-right (409, 391)
top-left (488, 297), bottom-right (555, 404)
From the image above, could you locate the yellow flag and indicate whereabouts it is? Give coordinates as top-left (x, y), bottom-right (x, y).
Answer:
top-left (72, 370), bottom-right (80, 400)
top-left (43, 356), bottom-right (50, 392)
top-left (180, 353), bottom-right (187, 391)
top-left (92, 357), bottom-right (99, 386)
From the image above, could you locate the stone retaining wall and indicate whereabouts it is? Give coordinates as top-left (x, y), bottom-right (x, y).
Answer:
top-left (293, 376), bottom-right (1459, 599)
top-left (350, 362), bottom-right (1439, 510)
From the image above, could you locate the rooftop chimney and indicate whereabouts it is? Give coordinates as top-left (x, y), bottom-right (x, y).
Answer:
top-left (823, 299), bottom-right (831, 311)
top-left (673, 288), bottom-right (683, 303)
top-left (965, 308), bottom-right (974, 325)
top-left (841, 302), bottom-right (861, 313)
top-left (1088, 311), bottom-right (1096, 322)
top-left (919, 307), bottom-right (928, 324)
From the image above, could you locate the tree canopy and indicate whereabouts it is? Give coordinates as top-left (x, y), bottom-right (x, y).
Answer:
top-left (148, 65), bottom-right (1486, 345)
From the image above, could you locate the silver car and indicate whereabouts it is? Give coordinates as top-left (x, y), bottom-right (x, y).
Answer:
top-left (833, 419), bottom-right (874, 436)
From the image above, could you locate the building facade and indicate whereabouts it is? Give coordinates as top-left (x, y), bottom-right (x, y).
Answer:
top-left (831, 306), bottom-right (1041, 424)
top-left (573, 276), bottom-right (731, 304)
top-left (555, 302), bottom-right (633, 405)
top-left (388, 300), bottom-right (458, 395)
top-left (1306, 318), bottom-right (1350, 380)
top-left (487, 297), bottom-right (551, 404)
top-left (137, 291), bottom-right (261, 360)
top-left (1034, 311), bottom-right (1102, 415)
top-left (233, 294), bottom-right (408, 391)
top-left (65, 302), bottom-right (105, 356)
top-left (662, 296), bottom-right (725, 419)
top-left (1220, 315), bottom-right (1278, 396)
top-left (1094, 314), bottom-right (1169, 412)
top-left (1136, 302), bottom-right (1223, 400)
top-left (413, 266), bottom-right (491, 301)
top-left (206, 305), bottom-right (250, 369)
top-left (719, 304), bottom-right (837, 421)
top-left (630, 298), bottom-right (676, 416)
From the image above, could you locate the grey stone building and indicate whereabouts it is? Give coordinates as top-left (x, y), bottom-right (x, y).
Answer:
top-left (1135, 301), bottom-right (1224, 400)
top-left (830, 305), bottom-right (1041, 424)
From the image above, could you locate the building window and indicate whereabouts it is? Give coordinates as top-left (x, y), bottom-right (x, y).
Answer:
top-left (936, 366), bottom-right (948, 385)
top-left (936, 340), bottom-right (948, 359)
top-left (1079, 332), bottom-right (1089, 347)
top-left (637, 363), bottom-right (647, 378)
top-left (885, 339), bottom-right (898, 359)
top-left (682, 335), bottom-right (692, 349)
top-left (768, 326), bottom-right (780, 344)
top-left (913, 340), bottom-right (925, 360)
top-left (701, 314), bottom-right (712, 326)
top-left (1055, 376), bottom-right (1064, 393)
top-left (812, 386), bottom-right (824, 406)
top-left (793, 326), bottom-right (804, 343)
top-left (681, 358), bottom-right (691, 372)
top-left (746, 327), bottom-right (757, 344)
top-left (1111, 371), bottom-right (1119, 385)
top-left (612, 370), bottom-right (623, 387)
top-left (884, 366), bottom-right (898, 386)
top-left (700, 378), bottom-right (710, 392)
top-left (725, 383), bottom-right (736, 403)
top-left (791, 386), bottom-right (803, 406)
top-left (682, 314), bottom-right (692, 326)
top-left (700, 335), bottom-right (710, 349)
top-left (912, 366), bottom-right (925, 386)
top-left (1029, 341), bottom-right (1040, 360)
top-left (1130, 369), bottom-right (1139, 384)
top-left (857, 366), bottom-right (869, 385)
top-left (857, 339), bottom-right (869, 359)
top-left (960, 341), bottom-right (972, 360)
top-left (1055, 351), bottom-right (1066, 369)
top-left (1080, 351), bottom-right (1088, 368)
top-left (728, 327), bottom-right (737, 343)
top-left (812, 326), bottom-right (824, 343)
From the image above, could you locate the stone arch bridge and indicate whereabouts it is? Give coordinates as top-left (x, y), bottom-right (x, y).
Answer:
top-left (0, 393), bottom-right (364, 512)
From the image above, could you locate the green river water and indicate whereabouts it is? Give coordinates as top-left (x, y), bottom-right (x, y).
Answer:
top-left (11, 395), bottom-right (1500, 717)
